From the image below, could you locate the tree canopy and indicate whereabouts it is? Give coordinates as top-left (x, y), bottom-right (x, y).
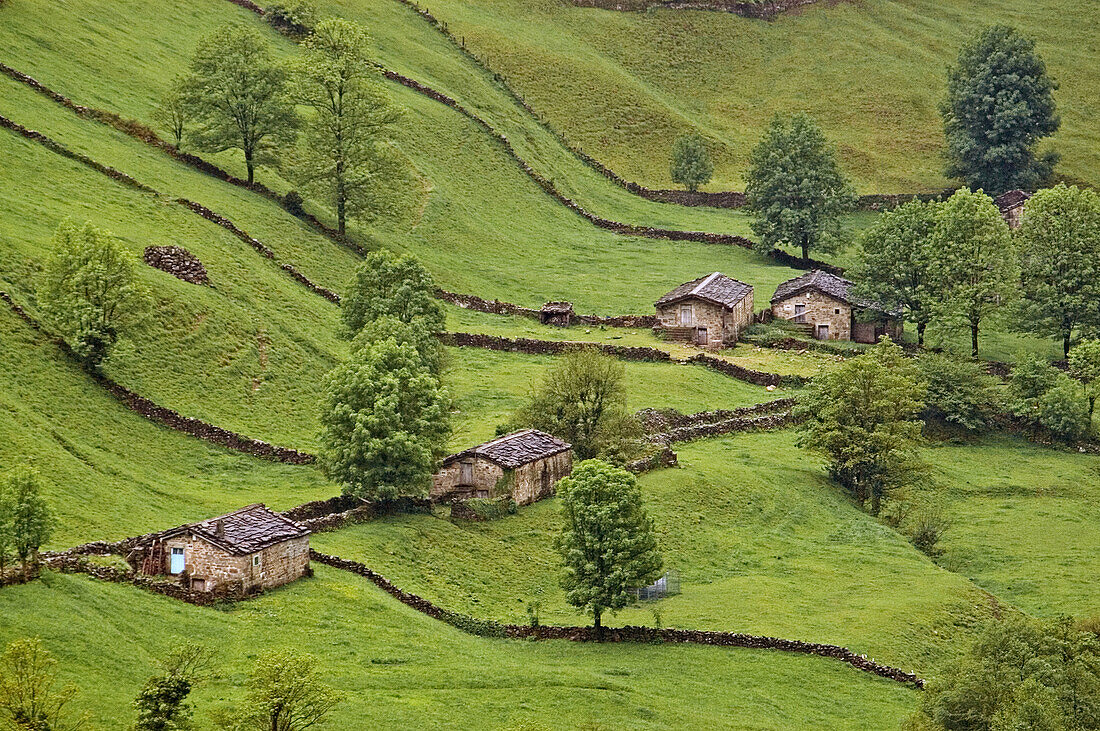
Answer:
top-left (218, 650), bottom-right (342, 731)
top-left (340, 251), bottom-right (445, 339)
top-left (1068, 339), bottom-right (1100, 420)
top-left (745, 112), bottom-right (855, 262)
top-left (669, 133), bottom-right (713, 192)
top-left (554, 460), bottom-right (662, 631)
top-left (1, 465), bottom-right (53, 579)
top-left (37, 220), bottom-right (148, 369)
top-left (0, 637), bottom-right (84, 731)
top-left (941, 25), bottom-right (1060, 192)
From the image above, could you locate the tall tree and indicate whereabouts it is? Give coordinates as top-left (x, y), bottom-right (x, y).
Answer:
top-left (290, 19), bottom-right (402, 237)
top-left (340, 251), bottom-right (445, 338)
top-left (1016, 185), bottom-right (1100, 357)
top-left (319, 337), bottom-right (449, 501)
top-left (927, 189), bottom-right (1018, 358)
top-left (153, 79), bottom-right (190, 149)
top-left (745, 112), bottom-right (855, 262)
top-left (3, 465), bottom-right (53, 579)
top-left (518, 349), bottom-right (641, 461)
top-left (0, 479), bottom-right (12, 581)
top-left (795, 339), bottom-right (925, 516)
top-left (37, 220), bottom-right (148, 369)
top-left (942, 25), bottom-right (1060, 193)
top-left (852, 198), bottom-right (941, 346)
top-left (132, 644), bottom-right (212, 731)
top-left (1068, 339), bottom-right (1100, 421)
top-left (350, 315), bottom-right (444, 376)
top-left (669, 133), bottom-right (713, 192)
top-left (555, 460), bottom-right (662, 632)
top-left (218, 650), bottom-right (342, 731)
top-left (181, 24), bottom-right (296, 184)
top-left (0, 637), bottom-right (85, 730)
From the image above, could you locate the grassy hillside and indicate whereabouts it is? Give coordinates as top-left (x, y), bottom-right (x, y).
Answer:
top-left (406, 0), bottom-right (1100, 192)
top-left (0, 568), bottom-right (917, 729)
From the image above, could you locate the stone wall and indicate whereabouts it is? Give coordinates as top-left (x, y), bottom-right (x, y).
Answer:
top-left (144, 246), bottom-right (210, 286)
top-left (436, 289), bottom-right (657, 328)
top-left (772, 290), bottom-right (852, 340)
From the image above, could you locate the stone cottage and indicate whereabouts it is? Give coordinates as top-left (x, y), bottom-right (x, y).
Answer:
top-left (138, 504), bottom-right (310, 594)
top-left (770, 270), bottom-right (903, 343)
top-left (654, 272), bottom-right (754, 349)
top-left (432, 429), bottom-right (573, 506)
top-left (995, 189), bottom-right (1031, 229)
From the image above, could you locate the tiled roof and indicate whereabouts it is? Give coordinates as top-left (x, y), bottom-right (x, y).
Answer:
top-left (655, 272), bottom-right (753, 310)
top-left (442, 429), bottom-right (571, 469)
top-left (771, 270), bottom-right (899, 316)
top-left (995, 189), bottom-right (1031, 212)
top-left (163, 504), bottom-right (310, 555)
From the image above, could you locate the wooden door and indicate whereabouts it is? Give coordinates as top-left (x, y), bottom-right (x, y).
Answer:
top-left (169, 547), bottom-right (185, 574)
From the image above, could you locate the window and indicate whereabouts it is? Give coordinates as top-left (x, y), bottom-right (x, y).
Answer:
top-left (252, 555), bottom-right (262, 567)
top-left (679, 304), bottom-right (693, 326)
top-left (834, 308), bottom-right (841, 314)
top-left (793, 304), bottom-right (806, 324)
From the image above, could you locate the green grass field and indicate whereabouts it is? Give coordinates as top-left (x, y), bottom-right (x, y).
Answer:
top-left (402, 0), bottom-right (1100, 192)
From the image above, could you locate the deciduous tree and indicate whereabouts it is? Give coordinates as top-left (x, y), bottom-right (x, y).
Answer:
top-left (555, 460), bottom-right (662, 632)
top-left (218, 650), bottom-right (342, 731)
top-left (181, 25), bottom-right (296, 184)
top-left (745, 112), bottom-right (855, 262)
top-left (3, 465), bottom-right (53, 579)
top-left (669, 133), bottom-right (713, 192)
top-left (1068, 339), bottom-right (1100, 421)
top-left (0, 637), bottom-right (85, 730)
top-left (132, 644), bottom-right (212, 731)
top-left (853, 199), bottom-right (941, 346)
top-left (319, 337), bottom-right (449, 501)
top-left (795, 338), bottom-right (925, 515)
top-left (37, 220), bottom-right (148, 369)
top-left (290, 19), bottom-right (402, 236)
top-left (1016, 185), bottom-right (1100, 357)
top-left (340, 251), bottom-right (445, 338)
top-left (153, 79), bottom-right (190, 149)
top-left (927, 189), bottom-right (1018, 358)
top-left (941, 25), bottom-right (1060, 192)
top-left (350, 315), bottom-right (444, 375)
top-left (916, 352), bottom-right (1000, 431)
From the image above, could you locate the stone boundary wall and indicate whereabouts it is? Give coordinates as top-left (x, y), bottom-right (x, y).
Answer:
top-left (654, 410), bottom-right (797, 444)
top-left (436, 289), bottom-right (658, 328)
top-left (624, 444), bottom-right (679, 473)
top-left (571, 0), bottom-right (821, 19)
top-left (310, 550), bottom-right (925, 688)
top-left (687, 353), bottom-right (805, 387)
top-left (638, 397), bottom-right (795, 433)
top-left (42, 554), bottom-right (224, 606)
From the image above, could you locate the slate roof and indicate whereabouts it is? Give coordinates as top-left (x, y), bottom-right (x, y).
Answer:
top-left (441, 429), bottom-right (571, 469)
top-left (161, 504), bottom-right (310, 555)
top-left (771, 270), bottom-right (899, 316)
top-left (995, 189), bottom-right (1031, 212)
top-left (655, 272), bottom-right (753, 310)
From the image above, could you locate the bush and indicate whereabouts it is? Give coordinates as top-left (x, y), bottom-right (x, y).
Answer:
top-left (916, 352), bottom-right (1000, 430)
top-left (1036, 376), bottom-right (1092, 442)
top-left (452, 497), bottom-right (516, 521)
top-left (283, 190), bottom-right (305, 217)
top-left (265, 0), bottom-right (318, 33)
top-left (904, 508), bottom-right (950, 558)
top-left (1007, 353), bottom-right (1060, 417)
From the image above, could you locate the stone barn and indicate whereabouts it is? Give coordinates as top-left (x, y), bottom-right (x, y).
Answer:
top-left (995, 189), bottom-right (1031, 229)
top-left (138, 504), bottom-right (310, 594)
top-left (432, 429), bottom-right (573, 507)
top-left (654, 272), bottom-right (754, 349)
top-left (539, 301), bottom-right (575, 327)
top-left (770, 270), bottom-right (902, 343)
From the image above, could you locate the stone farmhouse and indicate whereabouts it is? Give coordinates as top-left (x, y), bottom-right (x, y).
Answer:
top-left (137, 504), bottom-right (311, 594)
top-left (770, 270), bottom-right (903, 343)
top-left (995, 189), bottom-right (1031, 229)
top-left (432, 429), bottom-right (573, 506)
top-left (654, 272), bottom-right (754, 349)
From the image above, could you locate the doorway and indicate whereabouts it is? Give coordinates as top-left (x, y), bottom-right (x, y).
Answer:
top-left (816, 324), bottom-right (830, 340)
top-left (694, 327), bottom-right (709, 346)
top-left (169, 546), bottom-right (185, 574)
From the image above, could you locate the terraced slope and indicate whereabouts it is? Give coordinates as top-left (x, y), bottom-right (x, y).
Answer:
top-left (406, 0), bottom-right (1100, 191)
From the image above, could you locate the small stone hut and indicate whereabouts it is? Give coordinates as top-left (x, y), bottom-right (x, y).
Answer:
top-left (138, 504), bottom-right (310, 594)
top-left (539, 301), bottom-right (575, 327)
top-left (432, 429), bottom-right (573, 506)
top-left (995, 189), bottom-right (1031, 229)
top-left (654, 272), bottom-right (754, 349)
top-left (770, 270), bottom-right (902, 343)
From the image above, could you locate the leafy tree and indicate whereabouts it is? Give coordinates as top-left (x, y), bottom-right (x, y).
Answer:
top-left (153, 79), bottom-right (190, 149)
top-left (1036, 376), bottom-right (1092, 443)
top-left (554, 460), bottom-right (662, 632)
top-left (1068, 339), bottom-right (1100, 421)
top-left (669, 133), bottom-right (713, 192)
top-left (290, 19), bottom-right (402, 237)
top-left (941, 25), bottom-right (1060, 192)
top-left (910, 616), bottom-right (1100, 731)
top-left (319, 338), bottom-right (449, 501)
top-left (795, 338), bottom-right (926, 515)
top-left (37, 220), bottom-right (148, 369)
top-left (340, 251), bottom-right (445, 338)
top-left (0, 478), bottom-right (12, 582)
top-left (0, 637), bottom-right (85, 730)
top-left (518, 349), bottom-right (642, 461)
top-left (853, 199), bottom-right (941, 346)
top-left (181, 24), bottom-right (296, 184)
top-left (1016, 185), bottom-right (1100, 357)
top-left (1007, 352), bottom-right (1061, 420)
top-left (3, 465), bottom-right (53, 579)
top-left (350, 315), bottom-right (444, 375)
top-left (916, 352), bottom-right (1000, 431)
top-left (266, 0), bottom-right (319, 34)
top-left (132, 644), bottom-right (212, 731)
top-left (218, 650), bottom-right (342, 731)
top-left (745, 112), bottom-right (855, 262)
top-left (927, 189), bottom-right (1018, 358)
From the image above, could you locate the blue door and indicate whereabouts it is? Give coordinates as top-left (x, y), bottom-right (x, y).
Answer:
top-left (169, 547), bottom-right (185, 574)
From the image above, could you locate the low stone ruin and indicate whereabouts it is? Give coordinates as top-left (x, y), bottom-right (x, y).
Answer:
top-left (144, 245), bottom-right (210, 285)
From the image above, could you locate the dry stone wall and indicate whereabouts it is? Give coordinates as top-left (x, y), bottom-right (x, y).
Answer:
top-left (144, 246), bottom-right (210, 285)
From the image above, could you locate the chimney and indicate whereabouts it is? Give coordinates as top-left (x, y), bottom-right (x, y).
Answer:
top-left (215, 519), bottom-right (225, 539)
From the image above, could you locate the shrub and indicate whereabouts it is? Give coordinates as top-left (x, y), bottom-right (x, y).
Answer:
top-left (1036, 376), bottom-right (1092, 442)
top-left (1007, 353), bottom-right (1060, 417)
top-left (904, 508), bottom-right (950, 559)
top-left (283, 190), bottom-right (305, 217)
top-left (916, 352), bottom-right (1000, 430)
top-left (452, 497), bottom-right (516, 522)
top-left (265, 0), bottom-right (318, 34)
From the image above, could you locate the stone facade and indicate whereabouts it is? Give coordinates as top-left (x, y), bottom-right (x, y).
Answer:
top-left (162, 533), bottom-right (310, 593)
top-left (772, 289), bottom-right (853, 341)
top-left (655, 295), bottom-right (754, 349)
top-left (431, 451), bottom-right (573, 506)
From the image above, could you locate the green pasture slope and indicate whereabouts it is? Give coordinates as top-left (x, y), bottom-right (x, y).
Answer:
top-left (407, 0), bottom-right (1100, 192)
